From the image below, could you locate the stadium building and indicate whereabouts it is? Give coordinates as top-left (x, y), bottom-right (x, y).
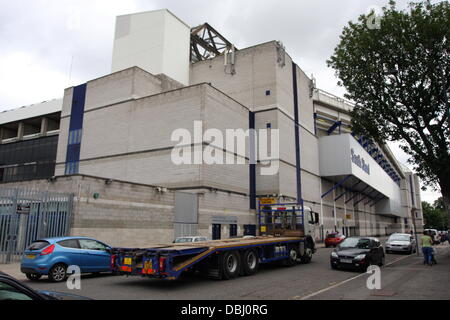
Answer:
top-left (0, 9), bottom-right (423, 248)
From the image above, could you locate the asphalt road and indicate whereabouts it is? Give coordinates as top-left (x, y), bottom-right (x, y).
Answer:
top-left (304, 245), bottom-right (450, 300)
top-left (20, 243), bottom-right (450, 300)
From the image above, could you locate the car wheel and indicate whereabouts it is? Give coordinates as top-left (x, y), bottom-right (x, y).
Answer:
top-left (221, 251), bottom-right (241, 280)
top-left (25, 273), bottom-right (42, 281)
top-left (242, 249), bottom-right (259, 276)
top-left (330, 263), bottom-right (338, 270)
top-left (361, 258), bottom-right (373, 272)
top-left (48, 264), bottom-right (68, 282)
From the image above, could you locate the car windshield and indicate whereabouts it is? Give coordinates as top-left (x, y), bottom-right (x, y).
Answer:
top-left (339, 238), bottom-right (371, 249)
top-left (389, 235), bottom-right (410, 241)
top-left (174, 238), bottom-right (193, 243)
top-left (0, 282), bottom-right (33, 301)
top-left (27, 241), bottom-right (49, 251)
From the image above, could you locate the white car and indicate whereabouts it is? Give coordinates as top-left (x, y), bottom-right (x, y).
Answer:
top-left (173, 236), bottom-right (208, 243)
top-left (424, 229), bottom-right (440, 245)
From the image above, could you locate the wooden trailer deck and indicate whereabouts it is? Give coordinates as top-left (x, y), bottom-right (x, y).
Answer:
top-left (140, 235), bottom-right (304, 252)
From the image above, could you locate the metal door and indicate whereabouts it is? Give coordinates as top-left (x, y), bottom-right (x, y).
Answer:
top-left (212, 224), bottom-right (221, 240)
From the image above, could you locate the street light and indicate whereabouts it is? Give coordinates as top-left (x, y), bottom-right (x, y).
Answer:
top-left (411, 209), bottom-right (420, 257)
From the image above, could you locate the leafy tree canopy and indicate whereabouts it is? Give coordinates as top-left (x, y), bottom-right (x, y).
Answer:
top-left (422, 199), bottom-right (448, 229)
top-left (328, 0), bottom-right (450, 220)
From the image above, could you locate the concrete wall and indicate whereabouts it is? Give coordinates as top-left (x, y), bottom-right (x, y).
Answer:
top-left (190, 41), bottom-right (320, 203)
top-left (111, 9), bottom-right (190, 85)
top-left (57, 69), bottom-right (251, 194)
top-left (190, 41), bottom-right (278, 110)
top-left (2, 175), bottom-right (254, 247)
top-left (49, 39), bottom-right (423, 242)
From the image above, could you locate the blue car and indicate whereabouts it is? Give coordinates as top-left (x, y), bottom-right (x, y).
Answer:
top-left (21, 237), bottom-right (112, 282)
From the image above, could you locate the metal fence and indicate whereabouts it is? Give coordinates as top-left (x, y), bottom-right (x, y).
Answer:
top-left (0, 187), bottom-right (73, 264)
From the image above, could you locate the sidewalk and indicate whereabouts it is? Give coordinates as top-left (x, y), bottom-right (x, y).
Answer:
top-left (0, 262), bottom-right (26, 281)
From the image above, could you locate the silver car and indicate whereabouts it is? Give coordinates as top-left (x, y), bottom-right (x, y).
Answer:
top-left (385, 233), bottom-right (416, 254)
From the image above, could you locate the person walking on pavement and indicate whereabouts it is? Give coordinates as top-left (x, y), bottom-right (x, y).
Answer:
top-left (420, 230), bottom-right (433, 266)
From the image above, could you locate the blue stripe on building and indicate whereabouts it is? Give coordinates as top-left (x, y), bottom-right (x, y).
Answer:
top-left (65, 83), bottom-right (87, 175)
top-left (249, 111), bottom-right (256, 209)
top-left (292, 62), bottom-right (302, 202)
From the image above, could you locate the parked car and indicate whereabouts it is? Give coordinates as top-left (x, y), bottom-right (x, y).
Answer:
top-left (385, 233), bottom-right (416, 254)
top-left (325, 233), bottom-right (346, 247)
top-left (173, 236), bottom-right (208, 243)
top-left (0, 271), bottom-right (91, 300)
top-left (21, 236), bottom-right (112, 282)
top-left (330, 237), bottom-right (385, 271)
top-left (438, 231), bottom-right (448, 243)
top-left (425, 229), bottom-right (440, 245)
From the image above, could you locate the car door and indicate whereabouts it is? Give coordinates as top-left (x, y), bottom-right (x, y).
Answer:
top-left (78, 239), bottom-right (111, 272)
top-left (56, 239), bottom-right (83, 270)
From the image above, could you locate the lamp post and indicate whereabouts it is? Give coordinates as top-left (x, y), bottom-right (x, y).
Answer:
top-left (411, 208), bottom-right (420, 257)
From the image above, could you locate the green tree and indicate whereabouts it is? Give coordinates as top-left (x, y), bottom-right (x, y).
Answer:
top-left (422, 200), bottom-right (448, 229)
top-left (328, 1), bottom-right (450, 224)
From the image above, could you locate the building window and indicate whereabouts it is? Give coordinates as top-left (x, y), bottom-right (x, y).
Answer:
top-left (68, 129), bottom-right (82, 145)
top-left (212, 224), bottom-right (221, 240)
top-left (266, 122), bottom-right (271, 129)
top-left (0, 135), bottom-right (57, 182)
top-left (243, 224), bottom-right (256, 236)
top-left (229, 224), bottom-right (237, 237)
top-left (65, 161), bottom-right (79, 175)
top-left (265, 90), bottom-right (271, 96)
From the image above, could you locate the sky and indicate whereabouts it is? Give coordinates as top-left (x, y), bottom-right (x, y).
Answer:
top-left (0, 0), bottom-right (442, 203)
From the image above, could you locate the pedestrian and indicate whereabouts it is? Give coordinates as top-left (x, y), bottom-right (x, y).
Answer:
top-left (431, 246), bottom-right (437, 265)
top-left (440, 232), bottom-right (447, 244)
top-left (420, 230), bottom-right (433, 266)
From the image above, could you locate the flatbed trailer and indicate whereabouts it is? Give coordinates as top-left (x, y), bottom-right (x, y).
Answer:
top-left (111, 202), bottom-right (318, 280)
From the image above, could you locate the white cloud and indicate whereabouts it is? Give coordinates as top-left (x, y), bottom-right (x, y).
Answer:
top-left (0, 51), bottom-right (82, 108)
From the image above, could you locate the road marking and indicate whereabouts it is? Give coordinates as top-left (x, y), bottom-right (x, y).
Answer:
top-left (297, 255), bottom-right (413, 300)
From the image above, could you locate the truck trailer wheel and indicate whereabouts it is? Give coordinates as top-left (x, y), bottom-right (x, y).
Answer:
top-left (300, 248), bottom-right (313, 264)
top-left (300, 237), bottom-right (314, 264)
top-left (221, 251), bottom-right (241, 280)
top-left (242, 249), bottom-right (259, 276)
top-left (283, 246), bottom-right (299, 267)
